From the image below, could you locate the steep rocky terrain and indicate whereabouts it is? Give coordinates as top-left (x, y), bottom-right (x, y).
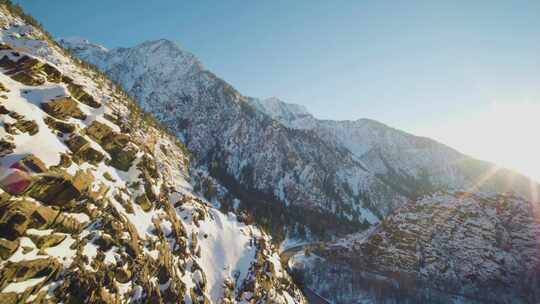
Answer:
top-left (294, 192), bottom-right (540, 303)
top-left (60, 37), bottom-right (405, 240)
top-left (61, 37), bottom-right (540, 243)
top-left (0, 3), bottom-right (305, 303)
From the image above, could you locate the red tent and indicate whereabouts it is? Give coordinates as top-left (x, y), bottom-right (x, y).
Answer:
top-left (0, 164), bottom-right (32, 195)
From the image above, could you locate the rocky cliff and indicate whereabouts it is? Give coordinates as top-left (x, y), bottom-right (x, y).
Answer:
top-left (298, 192), bottom-right (540, 303)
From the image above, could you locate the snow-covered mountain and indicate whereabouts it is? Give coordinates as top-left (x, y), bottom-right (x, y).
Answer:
top-left (61, 37), bottom-right (540, 241)
top-left (60, 37), bottom-right (406, 239)
top-left (247, 97), bottom-right (316, 130)
top-left (0, 3), bottom-right (305, 303)
top-left (249, 97), bottom-right (539, 201)
top-left (297, 192), bottom-right (540, 303)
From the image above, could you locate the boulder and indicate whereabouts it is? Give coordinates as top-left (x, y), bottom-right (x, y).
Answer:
top-left (65, 135), bottom-right (88, 153)
top-left (41, 97), bottom-right (86, 121)
top-left (26, 171), bottom-right (90, 206)
top-left (0, 139), bottom-right (15, 157)
top-left (65, 135), bottom-right (105, 164)
top-left (0, 81), bottom-right (10, 92)
top-left (0, 238), bottom-right (19, 260)
top-left (42, 63), bottom-right (62, 83)
top-left (54, 213), bottom-right (85, 234)
top-left (28, 233), bottom-right (66, 250)
top-left (11, 71), bottom-right (45, 86)
top-left (13, 154), bottom-right (47, 173)
top-left (2, 56), bottom-right (61, 85)
top-left (85, 120), bottom-right (113, 142)
top-left (138, 154), bottom-right (159, 179)
top-left (85, 121), bottom-right (137, 171)
top-left (0, 258), bottom-right (60, 290)
top-left (108, 146), bottom-right (137, 171)
top-left (14, 119), bottom-right (38, 135)
top-left (72, 170), bottom-right (94, 194)
top-left (7, 112), bottom-right (22, 119)
top-left (30, 205), bottom-right (60, 229)
top-left (0, 55), bottom-right (16, 70)
top-left (3, 123), bottom-right (17, 135)
top-left (67, 83), bottom-right (101, 108)
top-left (0, 200), bottom-right (36, 240)
top-left (57, 153), bottom-right (72, 168)
top-left (0, 55), bottom-right (46, 86)
top-left (43, 116), bottom-right (75, 134)
top-left (54, 271), bottom-right (116, 304)
top-left (0, 199), bottom-right (80, 238)
top-left (88, 183), bottom-right (109, 201)
top-left (92, 234), bottom-right (114, 251)
top-left (0, 105), bottom-right (9, 114)
top-left (115, 267), bottom-right (132, 284)
top-left (135, 194), bottom-right (152, 212)
top-left (0, 292), bottom-right (18, 304)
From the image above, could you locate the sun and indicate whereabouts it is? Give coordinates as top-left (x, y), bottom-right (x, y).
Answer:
top-left (425, 101), bottom-right (540, 184)
top-left (475, 102), bottom-right (540, 181)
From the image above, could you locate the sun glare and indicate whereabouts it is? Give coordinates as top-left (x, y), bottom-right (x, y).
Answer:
top-left (428, 101), bottom-right (540, 183)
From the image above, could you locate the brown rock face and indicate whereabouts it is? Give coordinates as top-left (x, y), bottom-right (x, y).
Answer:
top-left (26, 172), bottom-right (90, 206)
top-left (41, 97), bottom-right (86, 121)
top-left (13, 154), bottom-right (47, 173)
top-left (0, 53), bottom-right (62, 86)
top-left (67, 83), bottom-right (101, 108)
top-left (7, 118), bottom-right (38, 135)
top-left (85, 121), bottom-right (137, 171)
top-left (29, 233), bottom-right (66, 250)
top-left (0, 238), bottom-right (18, 259)
top-left (65, 135), bottom-right (105, 164)
top-left (0, 140), bottom-right (15, 156)
top-left (0, 258), bottom-right (60, 290)
top-left (43, 116), bottom-right (76, 134)
top-left (0, 199), bottom-right (37, 240)
top-left (0, 196), bottom-right (84, 241)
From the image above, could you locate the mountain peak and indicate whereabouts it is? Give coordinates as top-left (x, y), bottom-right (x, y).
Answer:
top-left (137, 38), bottom-right (183, 52)
top-left (261, 97), bottom-right (311, 115)
top-left (57, 36), bottom-right (108, 52)
top-left (248, 97), bottom-right (315, 129)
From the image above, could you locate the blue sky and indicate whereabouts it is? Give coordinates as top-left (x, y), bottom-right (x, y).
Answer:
top-left (15, 0), bottom-right (540, 181)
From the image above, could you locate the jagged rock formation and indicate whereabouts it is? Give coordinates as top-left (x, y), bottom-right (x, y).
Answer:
top-left (300, 192), bottom-right (540, 303)
top-left (0, 3), bottom-right (305, 303)
top-left (61, 37), bottom-right (540, 242)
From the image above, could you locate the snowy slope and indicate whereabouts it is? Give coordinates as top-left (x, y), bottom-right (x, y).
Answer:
top-left (0, 4), bottom-right (305, 304)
